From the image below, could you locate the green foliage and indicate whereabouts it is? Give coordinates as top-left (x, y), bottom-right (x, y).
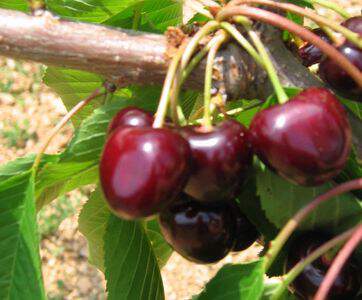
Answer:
top-left (0, 0), bottom-right (28, 12)
top-left (104, 216), bottom-right (164, 300)
top-left (195, 260), bottom-right (265, 300)
top-left (0, 171), bottom-right (45, 299)
top-left (257, 167), bottom-right (362, 234)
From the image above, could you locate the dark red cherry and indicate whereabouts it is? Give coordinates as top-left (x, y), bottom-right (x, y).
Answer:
top-left (159, 194), bottom-right (236, 264)
top-left (108, 106), bottom-right (154, 133)
top-left (286, 232), bottom-right (360, 300)
top-left (298, 28), bottom-right (331, 67)
top-left (232, 208), bottom-right (259, 252)
top-left (100, 127), bottom-right (191, 219)
top-left (249, 87), bottom-right (351, 186)
top-left (341, 16), bottom-right (362, 48)
top-left (319, 45), bottom-right (362, 97)
top-left (179, 120), bottom-right (253, 202)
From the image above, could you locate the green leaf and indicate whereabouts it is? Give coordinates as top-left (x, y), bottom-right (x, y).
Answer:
top-left (61, 100), bottom-right (134, 162)
top-left (145, 220), bottom-right (173, 268)
top-left (0, 0), bottom-right (29, 12)
top-left (79, 187), bottom-right (110, 272)
top-left (195, 260), bottom-right (265, 300)
top-left (35, 160), bottom-right (98, 210)
top-left (257, 168), bottom-right (362, 234)
top-left (104, 0), bottom-right (182, 33)
top-left (0, 171), bottom-right (45, 299)
top-left (43, 68), bottom-right (104, 126)
top-left (0, 154), bottom-right (58, 182)
top-left (104, 216), bottom-right (164, 300)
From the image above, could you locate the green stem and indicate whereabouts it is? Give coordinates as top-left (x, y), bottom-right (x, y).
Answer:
top-left (153, 45), bottom-right (185, 128)
top-left (33, 87), bottom-right (104, 172)
top-left (271, 227), bottom-right (356, 300)
top-left (220, 22), bottom-right (263, 66)
top-left (225, 0), bottom-right (362, 48)
top-left (182, 35), bottom-right (224, 85)
top-left (264, 179), bottom-right (362, 272)
top-left (304, 0), bottom-right (350, 19)
top-left (319, 24), bottom-right (339, 45)
top-left (181, 21), bottom-right (220, 69)
top-left (203, 31), bottom-right (227, 129)
top-left (244, 24), bottom-right (288, 104)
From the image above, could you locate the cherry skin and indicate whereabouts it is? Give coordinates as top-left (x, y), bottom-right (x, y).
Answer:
top-left (232, 208), bottom-right (259, 251)
top-left (298, 28), bottom-right (331, 67)
top-left (249, 87), bottom-right (351, 186)
top-left (100, 126), bottom-right (191, 219)
top-left (179, 119), bottom-right (253, 202)
top-left (108, 106), bottom-right (154, 133)
top-left (341, 16), bottom-right (362, 48)
top-left (318, 44), bottom-right (362, 98)
top-left (286, 232), bottom-right (360, 300)
top-left (159, 194), bottom-right (236, 264)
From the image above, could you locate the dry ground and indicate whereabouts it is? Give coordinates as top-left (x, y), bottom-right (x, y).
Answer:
top-left (0, 1), bottom-right (360, 299)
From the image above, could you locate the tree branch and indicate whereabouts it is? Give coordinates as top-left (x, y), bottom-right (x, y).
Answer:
top-left (0, 8), bottom-right (360, 154)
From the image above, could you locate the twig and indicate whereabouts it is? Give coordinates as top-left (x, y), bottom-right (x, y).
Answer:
top-left (264, 178), bottom-right (362, 271)
top-left (314, 225), bottom-right (362, 300)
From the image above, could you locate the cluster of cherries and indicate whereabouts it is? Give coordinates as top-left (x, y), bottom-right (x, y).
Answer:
top-left (297, 16), bottom-right (362, 98)
top-left (99, 84), bottom-right (352, 265)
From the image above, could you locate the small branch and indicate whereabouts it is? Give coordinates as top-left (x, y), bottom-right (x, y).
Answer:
top-left (271, 227), bottom-right (356, 300)
top-left (314, 225), bottom-right (362, 300)
top-left (33, 88), bottom-right (104, 171)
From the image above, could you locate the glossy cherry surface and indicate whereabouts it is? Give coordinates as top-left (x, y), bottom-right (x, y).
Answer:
top-left (298, 28), bottom-right (331, 67)
top-left (108, 106), bottom-right (154, 133)
top-left (159, 194), bottom-right (236, 264)
top-left (286, 232), bottom-right (360, 300)
top-left (232, 208), bottom-right (259, 251)
top-left (100, 127), bottom-right (191, 219)
top-left (179, 120), bottom-right (253, 202)
top-left (319, 44), bottom-right (362, 98)
top-left (341, 16), bottom-right (362, 48)
top-left (249, 87), bottom-right (351, 186)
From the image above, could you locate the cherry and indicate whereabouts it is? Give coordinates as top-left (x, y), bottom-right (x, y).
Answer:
top-left (298, 28), bottom-right (331, 67)
top-left (341, 16), bottom-right (362, 48)
top-left (108, 106), bottom-right (153, 133)
top-left (249, 87), bottom-right (351, 186)
top-left (318, 44), bottom-right (362, 97)
top-left (100, 126), bottom-right (191, 219)
top-left (159, 193), bottom-right (236, 264)
top-left (232, 208), bottom-right (259, 251)
top-left (286, 232), bottom-right (360, 300)
top-left (179, 119), bottom-right (253, 202)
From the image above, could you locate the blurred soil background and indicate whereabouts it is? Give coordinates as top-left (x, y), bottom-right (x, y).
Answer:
top-left (0, 1), bottom-right (360, 299)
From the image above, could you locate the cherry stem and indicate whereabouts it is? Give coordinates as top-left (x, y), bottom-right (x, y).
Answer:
top-left (318, 24), bottom-right (339, 45)
top-left (181, 21), bottom-right (220, 70)
top-left (303, 0), bottom-right (350, 19)
top-left (217, 6), bottom-right (362, 88)
top-left (153, 44), bottom-right (186, 128)
top-left (226, 0), bottom-right (362, 48)
top-left (239, 19), bottom-right (288, 104)
top-left (264, 178), bottom-right (362, 272)
top-left (270, 226), bottom-right (357, 300)
top-left (314, 225), bottom-right (362, 300)
top-left (182, 33), bottom-right (226, 85)
top-left (203, 31), bottom-right (228, 129)
top-left (220, 21), bottom-right (263, 66)
top-left (33, 87), bottom-right (105, 172)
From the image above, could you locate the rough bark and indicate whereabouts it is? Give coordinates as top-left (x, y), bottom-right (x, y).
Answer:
top-left (0, 8), bottom-right (360, 154)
